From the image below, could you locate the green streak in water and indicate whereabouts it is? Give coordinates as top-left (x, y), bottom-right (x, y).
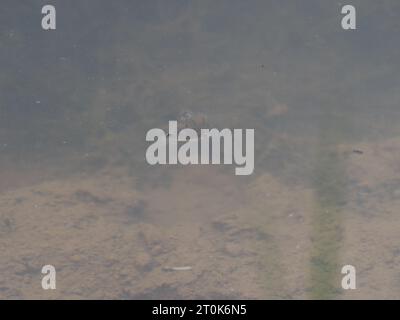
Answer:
top-left (309, 117), bottom-right (348, 299)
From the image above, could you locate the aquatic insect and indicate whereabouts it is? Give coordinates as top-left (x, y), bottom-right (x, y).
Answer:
top-left (166, 110), bottom-right (209, 136)
top-left (145, 111), bottom-right (255, 175)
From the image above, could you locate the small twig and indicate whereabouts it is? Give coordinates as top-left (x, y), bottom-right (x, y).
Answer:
top-left (162, 266), bottom-right (192, 272)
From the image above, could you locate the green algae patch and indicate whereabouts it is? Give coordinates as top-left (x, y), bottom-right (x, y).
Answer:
top-left (309, 126), bottom-right (348, 299)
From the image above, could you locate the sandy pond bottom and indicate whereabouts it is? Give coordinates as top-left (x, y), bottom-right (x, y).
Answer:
top-left (1, 137), bottom-right (400, 299)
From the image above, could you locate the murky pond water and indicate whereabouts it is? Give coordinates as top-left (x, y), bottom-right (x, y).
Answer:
top-left (1, 1), bottom-right (400, 299)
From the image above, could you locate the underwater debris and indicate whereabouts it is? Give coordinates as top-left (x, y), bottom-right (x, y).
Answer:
top-left (162, 266), bottom-right (192, 272)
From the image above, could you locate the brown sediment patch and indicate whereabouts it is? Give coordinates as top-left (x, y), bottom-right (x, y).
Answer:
top-left (4, 133), bottom-right (400, 299)
top-left (245, 173), bottom-right (314, 298)
top-left (339, 137), bottom-right (400, 299)
top-left (139, 166), bottom-right (246, 226)
top-left (0, 165), bottom-right (263, 299)
top-left (0, 161), bottom-right (318, 299)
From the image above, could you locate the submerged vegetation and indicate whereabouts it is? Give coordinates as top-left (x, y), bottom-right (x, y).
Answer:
top-left (309, 115), bottom-right (349, 299)
top-left (1, 1), bottom-right (400, 299)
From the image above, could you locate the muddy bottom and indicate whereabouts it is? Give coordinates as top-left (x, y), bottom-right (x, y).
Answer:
top-left (1, 136), bottom-right (400, 299)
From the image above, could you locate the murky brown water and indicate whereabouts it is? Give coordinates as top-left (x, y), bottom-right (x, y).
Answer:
top-left (1, 1), bottom-right (400, 299)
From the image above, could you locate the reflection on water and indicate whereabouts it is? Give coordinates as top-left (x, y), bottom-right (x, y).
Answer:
top-left (1, 1), bottom-right (400, 299)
